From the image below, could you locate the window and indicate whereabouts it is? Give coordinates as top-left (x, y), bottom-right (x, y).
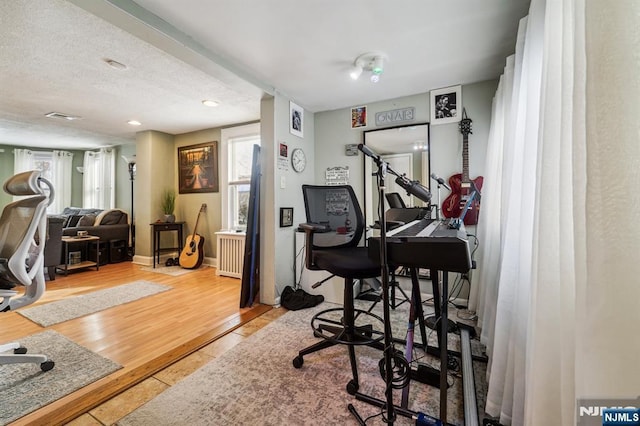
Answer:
top-left (31, 151), bottom-right (53, 181)
top-left (221, 123), bottom-right (260, 231)
top-left (83, 148), bottom-right (115, 209)
top-left (13, 149), bottom-right (73, 213)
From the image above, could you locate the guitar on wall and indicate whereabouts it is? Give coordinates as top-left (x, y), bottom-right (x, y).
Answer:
top-left (179, 203), bottom-right (207, 269)
top-left (442, 109), bottom-right (484, 225)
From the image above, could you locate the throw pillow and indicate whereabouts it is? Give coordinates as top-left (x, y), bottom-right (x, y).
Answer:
top-left (98, 210), bottom-right (124, 225)
top-left (77, 214), bottom-right (97, 227)
top-left (66, 215), bottom-right (83, 227)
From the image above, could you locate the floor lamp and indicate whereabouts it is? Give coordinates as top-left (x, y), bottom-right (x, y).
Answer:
top-left (122, 155), bottom-right (136, 258)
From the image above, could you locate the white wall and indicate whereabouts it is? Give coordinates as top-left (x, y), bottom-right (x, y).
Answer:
top-left (315, 80), bottom-right (497, 208)
top-left (260, 93), bottom-right (315, 305)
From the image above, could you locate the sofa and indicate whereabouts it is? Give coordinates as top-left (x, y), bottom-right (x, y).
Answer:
top-left (41, 208), bottom-right (130, 279)
top-left (59, 207), bottom-right (130, 243)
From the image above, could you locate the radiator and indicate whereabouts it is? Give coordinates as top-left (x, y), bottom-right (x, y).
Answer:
top-left (215, 232), bottom-right (246, 278)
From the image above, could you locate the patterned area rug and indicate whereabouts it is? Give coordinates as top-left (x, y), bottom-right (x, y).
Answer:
top-left (0, 330), bottom-right (121, 425)
top-left (18, 281), bottom-right (171, 327)
top-left (119, 299), bottom-right (487, 426)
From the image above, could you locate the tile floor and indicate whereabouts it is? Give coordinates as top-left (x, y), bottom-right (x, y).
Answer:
top-left (65, 307), bottom-right (288, 426)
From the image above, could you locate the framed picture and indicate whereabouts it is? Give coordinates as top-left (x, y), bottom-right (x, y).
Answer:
top-left (351, 105), bottom-right (367, 128)
top-left (279, 207), bottom-right (293, 227)
top-left (177, 142), bottom-right (219, 194)
top-left (279, 142), bottom-right (288, 158)
top-left (289, 101), bottom-right (304, 138)
top-left (430, 85), bottom-right (462, 125)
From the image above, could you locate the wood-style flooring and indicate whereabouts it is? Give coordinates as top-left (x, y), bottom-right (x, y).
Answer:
top-left (1, 261), bottom-right (275, 425)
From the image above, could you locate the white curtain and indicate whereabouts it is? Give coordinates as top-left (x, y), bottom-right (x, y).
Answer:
top-left (83, 148), bottom-right (115, 209)
top-left (470, 0), bottom-right (640, 425)
top-left (50, 150), bottom-right (73, 214)
top-left (13, 148), bottom-right (34, 173)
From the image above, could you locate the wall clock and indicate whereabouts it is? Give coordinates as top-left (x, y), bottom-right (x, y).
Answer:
top-left (291, 148), bottom-right (307, 172)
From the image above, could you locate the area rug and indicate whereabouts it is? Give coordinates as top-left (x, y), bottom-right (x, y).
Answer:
top-left (0, 330), bottom-right (121, 425)
top-left (139, 265), bottom-right (203, 276)
top-left (119, 300), bottom-right (487, 426)
top-left (18, 281), bottom-right (171, 327)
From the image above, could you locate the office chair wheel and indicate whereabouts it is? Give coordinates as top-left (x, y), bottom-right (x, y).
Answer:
top-left (292, 355), bottom-right (304, 369)
top-left (346, 379), bottom-right (359, 395)
top-left (40, 360), bottom-right (55, 371)
top-left (14, 346), bottom-right (27, 354)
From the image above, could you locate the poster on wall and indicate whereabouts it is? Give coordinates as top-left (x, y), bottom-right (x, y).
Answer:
top-left (351, 105), bottom-right (367, 128)
top-left (430, 85), bottom-right (462, 125)
top-left (289, 101), bottom-right (304, 138)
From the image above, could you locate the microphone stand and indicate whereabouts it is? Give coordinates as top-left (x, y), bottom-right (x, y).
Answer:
top-left (374, 158), bottom-right (397, 424)
top-left (351, 151), bottom-right (397, 425)
top-left (354, 144), bottom-right (438, 424)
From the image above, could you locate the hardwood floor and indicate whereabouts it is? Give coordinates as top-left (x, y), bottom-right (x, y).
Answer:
top-left (1, 261), bottom-right (273, 425)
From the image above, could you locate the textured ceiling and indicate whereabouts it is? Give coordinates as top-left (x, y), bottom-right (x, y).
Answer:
top-left (0, 0), bottom-right (530, 150)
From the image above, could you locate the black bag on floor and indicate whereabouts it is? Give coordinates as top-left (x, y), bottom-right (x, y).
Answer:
top-left (280, 286), bottom-right (324, 311)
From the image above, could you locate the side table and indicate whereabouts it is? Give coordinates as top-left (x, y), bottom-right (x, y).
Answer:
top-left (150, 222), bottom-right (185, 268)
top-left (57, 235), bottom-right (100, 276)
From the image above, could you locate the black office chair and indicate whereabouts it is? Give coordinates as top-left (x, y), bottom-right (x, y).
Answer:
top-left (292, 185), bottom-right (384, 394)
top-left (385, 192), bottom-right (407, 208)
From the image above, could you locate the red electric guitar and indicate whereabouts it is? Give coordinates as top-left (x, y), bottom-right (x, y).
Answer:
top-left (442, 110), bottom-right (484, 225)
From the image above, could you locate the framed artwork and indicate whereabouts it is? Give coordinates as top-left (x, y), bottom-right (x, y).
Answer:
top-left (289, 101), bottom-right (304, 138)
top-left (351, 105), bottom-right (367, 128)
top-left (279, 207), bottom-right (293, 227)
top-left (430, 85), bottom-right (462, 125)
top-left (177, 142), bottom-right (219, 194)
top-left (279, 142), bottom-right (288, 158)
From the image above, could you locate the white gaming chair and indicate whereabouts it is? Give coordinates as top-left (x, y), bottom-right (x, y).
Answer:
top-left (0, 170), bottom-right (55, 371)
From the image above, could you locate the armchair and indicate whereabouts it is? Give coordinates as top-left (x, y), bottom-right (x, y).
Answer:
top-left (0, 171), bottom-right (55, 371)
top-left (292, 185), bottom-right (384, 394)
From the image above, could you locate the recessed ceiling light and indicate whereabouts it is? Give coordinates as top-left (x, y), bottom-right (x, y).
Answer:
top-left (127, 120), bottom-right (142, 126)
top-left (104, 58), bottom-right (127, 70)
top-left (202, 100), bottom-right (219, 107)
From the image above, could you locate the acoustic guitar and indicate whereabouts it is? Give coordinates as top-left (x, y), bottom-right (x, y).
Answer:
top-left (179, 203), bottom-right (206, 269)
top-left (442, 110), bottom-right (484, 225)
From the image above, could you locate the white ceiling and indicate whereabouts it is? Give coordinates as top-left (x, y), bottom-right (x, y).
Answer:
top-left (0, 0), bottom-right (530, 150)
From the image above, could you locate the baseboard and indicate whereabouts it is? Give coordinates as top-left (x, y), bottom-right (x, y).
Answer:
top-left (202, 257), bottom-right (217, 268)
top-left (131, 255), bottom-right (217, 268)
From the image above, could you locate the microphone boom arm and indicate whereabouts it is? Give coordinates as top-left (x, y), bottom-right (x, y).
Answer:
top-left (358, 144), bottom-right (432, 203)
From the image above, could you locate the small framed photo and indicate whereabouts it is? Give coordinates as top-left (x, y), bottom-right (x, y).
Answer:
top-left (289, 101), bottom-right (304, 138)
top-left (279, 207), bottom-right (294, 227)
top-left (430, 85), bottom-right (462, 125)
top-left (279, 142), bottom-right (288, 158)
top-left (351, 105), bottom-right (367, 128)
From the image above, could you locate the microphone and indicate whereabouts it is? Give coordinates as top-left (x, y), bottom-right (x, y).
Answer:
top-left (430, 173), bottom-right (451, 191)
top-left (395, 175), bottom-right (432, 203)
top-left (358, 144), bottom-right (381, 163)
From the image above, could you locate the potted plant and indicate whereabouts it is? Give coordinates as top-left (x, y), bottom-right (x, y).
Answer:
top-left (161, 189), bottom-right (176, 223)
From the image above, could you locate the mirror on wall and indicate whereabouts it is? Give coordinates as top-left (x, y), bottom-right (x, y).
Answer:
top-left (363, 123), bottom-right (431, 228)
